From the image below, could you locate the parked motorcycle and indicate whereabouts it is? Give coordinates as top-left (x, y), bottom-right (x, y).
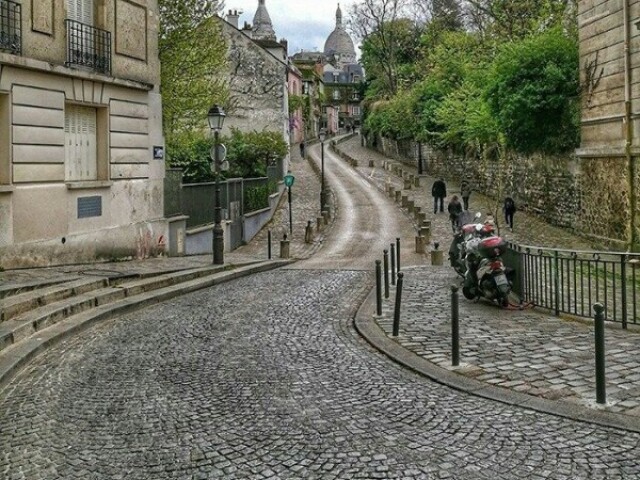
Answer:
top-left (448, 212), bottom-right (493, 278)
top-left (462, 235), bottom-right (512, 307)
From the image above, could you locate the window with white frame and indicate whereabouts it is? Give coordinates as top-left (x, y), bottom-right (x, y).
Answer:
top-left (352, 105), bottom-right (361, 116)
top-left (65, 104), bottom-right (97, 181)
top-left (333, 89), bottom-right (340, 100)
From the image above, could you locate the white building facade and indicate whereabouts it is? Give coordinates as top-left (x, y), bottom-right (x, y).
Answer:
top-left (0, 0), bottom-right (165, 268)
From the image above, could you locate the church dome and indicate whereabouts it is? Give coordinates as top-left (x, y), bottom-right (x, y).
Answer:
top-left (323, 4), bottom-right (356, 65)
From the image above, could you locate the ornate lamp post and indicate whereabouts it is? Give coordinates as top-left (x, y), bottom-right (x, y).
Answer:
top-left (319, 129), bottom-right (327, 212)
top-left (208, 105), bottom-right (226, 265)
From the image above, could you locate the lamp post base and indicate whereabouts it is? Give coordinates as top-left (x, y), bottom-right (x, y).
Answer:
top-left (213, 223), bottom-right (224, 265)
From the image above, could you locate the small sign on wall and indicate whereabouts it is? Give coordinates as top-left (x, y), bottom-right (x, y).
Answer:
top-left (78, 196), bottom-right (102, 219)
top-left (153, 146), bottom-right (164, 160)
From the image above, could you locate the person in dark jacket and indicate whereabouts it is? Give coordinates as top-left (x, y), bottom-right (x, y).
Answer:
top-left (447, 195), bottom-right (463, 232)
top-left (460, 179), bottom-right (472, 211)
top-left (503, 196), bottom-right (516, 231)
top-left (432, 178), bottom-right (447, 214)
top-left (299, 141), bottom-right (305, 158)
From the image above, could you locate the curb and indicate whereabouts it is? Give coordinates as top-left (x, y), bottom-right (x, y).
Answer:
top-left (353, 286), bottom-right (640, 434)
top-left (0, 259), bottom-right (293, 392)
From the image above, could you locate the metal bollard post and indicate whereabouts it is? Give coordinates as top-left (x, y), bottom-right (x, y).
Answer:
top-left (390, 243), bottom-right (396, 286)
top-left (451, 285), bottom-right (460, 366)
top-left (268, 229), bottom-right (272, 259)
top-left (375, 260), bottom-right (383, 316)
top-left (594, 303), bottom-right (606, 404)
top-left (392, 272), bottom-right (404, 337)
top-left (396, 237), bottom-right (401, 272)
top-left (383, 249), bottom-right (390, 299)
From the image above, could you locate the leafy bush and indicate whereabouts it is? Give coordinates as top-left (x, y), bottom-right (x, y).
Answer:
top-left (166, 128), bottom-right (289, 183)
top-left (485, 28), bottom-right (580, 154)
top-left (244, 182), bottom-right (275, 213)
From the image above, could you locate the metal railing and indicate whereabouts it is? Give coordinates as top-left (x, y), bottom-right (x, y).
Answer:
top-left (65, 19), bottom-right (111, 75)
top-left (0, 0), bottom-right (21, 55)
top-left (505, 244), bottom-right (640, 328)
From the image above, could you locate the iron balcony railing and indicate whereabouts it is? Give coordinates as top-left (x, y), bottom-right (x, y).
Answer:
top-left (504, 245), bottom-right (640, 328)
top-left (0, 0), bottom-right (21, 55)
top-left (65, 19), bottom-right (111, 75)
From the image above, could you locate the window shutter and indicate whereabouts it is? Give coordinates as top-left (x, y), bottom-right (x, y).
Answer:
top-left (66, 0), bottom-right (93, 25)
top-left (65, 105), bottom-right (97, 181)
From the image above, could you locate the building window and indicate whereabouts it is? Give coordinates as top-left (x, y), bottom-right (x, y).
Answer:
top-left (353, 75), bottom-right (360, 83)
top-left (333, 90), bottom-right (340, 100)
top-left (66, 0), bottom-right (94, 26)
top-left (65, 104), bottom-right (108, 182)
top-left (352, 106), bottom-right (361, 116)
top-left (0, 92), bottom-right (9, 184)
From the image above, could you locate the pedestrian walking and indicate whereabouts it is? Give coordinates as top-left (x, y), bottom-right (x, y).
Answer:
top-left (432, 178), bottom-right (447, 214)
top-left (299, 141), bottom-right (305, 158)
top-left (460, 178), bottom-right (472, 211)
top-left (447, 195), bottom-right (463, 232)
top-left (503, 196), bottom-right (516, 231)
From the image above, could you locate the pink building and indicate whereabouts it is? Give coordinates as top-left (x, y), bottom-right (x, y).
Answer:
top-left (287, 63), bottom-right (304, 144)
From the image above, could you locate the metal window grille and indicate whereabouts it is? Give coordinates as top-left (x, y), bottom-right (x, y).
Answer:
top-left (65, 19), bottom-right (111, 75)
top-left (0, 0), bottom-right (21, 55)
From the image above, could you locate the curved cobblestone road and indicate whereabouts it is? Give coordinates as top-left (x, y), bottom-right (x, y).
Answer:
top-left (2, 148), bottom-right (640, 479)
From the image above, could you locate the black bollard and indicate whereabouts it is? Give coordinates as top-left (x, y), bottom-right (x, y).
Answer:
top-left (268, 230), bottom-right (272, 259)
top-left (390, 243), bottom-right (396, 286)
top-left (594, 303), bottom-right (606, 404)
top-left (396, 237), bottom-right (401, 272)
top-left (375, 260), bottom-right (383, 316)
top-left (383, 249), bottom-right (390, 299)
top-left (451, 285), bottom-right (460, 366)
top-left (392, 272), bottom-right (404, 337)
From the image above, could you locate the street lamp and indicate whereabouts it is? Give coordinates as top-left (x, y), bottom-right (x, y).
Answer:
top-left (208, 104), bottom-right (226, 265)
top-left (319, 128), bottom-right (326, 212)
top-left (284, 171), bottom-right (295, 236)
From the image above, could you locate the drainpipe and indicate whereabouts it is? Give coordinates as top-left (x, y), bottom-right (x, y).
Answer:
top-left (623, 0), bottom-right (638, 250)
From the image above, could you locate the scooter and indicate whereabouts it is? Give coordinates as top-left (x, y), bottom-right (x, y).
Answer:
top-left (462, 235), bottom-right (512, 307)
top-left (448, 213), bottom-right (494, 278)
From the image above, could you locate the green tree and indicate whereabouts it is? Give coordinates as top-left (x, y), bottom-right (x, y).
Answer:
top-left (485, 27), bottom-right (580, 154)
top-left (224, 129), bottom-right (289, 178)
top-left (159, 1), bottom-right (228, 141)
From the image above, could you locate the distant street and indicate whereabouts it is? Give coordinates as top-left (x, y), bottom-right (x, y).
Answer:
top-left (1, 146), bottom-right (640, 479)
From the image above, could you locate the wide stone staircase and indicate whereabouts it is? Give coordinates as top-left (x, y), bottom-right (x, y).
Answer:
top-left (0, 259), bottom-right (290, 389)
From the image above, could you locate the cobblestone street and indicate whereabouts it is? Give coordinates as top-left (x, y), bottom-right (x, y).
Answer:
top-left (3, 271), bottom-right (640, 479)
top-left (3, 137), bottom-right (640, 479)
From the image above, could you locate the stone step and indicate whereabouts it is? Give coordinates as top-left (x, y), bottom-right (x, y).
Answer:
top-left (0, 259), bottom-right (290, 390)
top-left (0, 276), bottom-right (78, 300)
top-left (0, 264), bottom-right (240, 355)
top-left (0, 277), bottom-right (110, 323)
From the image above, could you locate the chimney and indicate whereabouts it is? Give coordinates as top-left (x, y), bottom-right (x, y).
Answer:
top-left (226, 9), bottom-right (240, 29)
top-left (279, 38), bottom-right (288, 54)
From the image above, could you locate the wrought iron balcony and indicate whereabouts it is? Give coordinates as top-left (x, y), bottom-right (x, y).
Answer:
top-left (0, 0), bottom-right (21, 55)
top-left (65, 19), bottom-right (111, 75)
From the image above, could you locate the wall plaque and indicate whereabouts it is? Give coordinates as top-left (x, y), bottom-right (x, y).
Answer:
top-left (32, 0), bottom-right (54, 36)
top-left (115, 0), bottom-right (147, 61)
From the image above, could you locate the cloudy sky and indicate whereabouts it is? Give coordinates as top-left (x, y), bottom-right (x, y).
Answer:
top-left (223, 0), bottom-right (359, 56)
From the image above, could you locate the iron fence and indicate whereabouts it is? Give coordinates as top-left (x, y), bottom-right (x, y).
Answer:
top-left (65, 19), bottom-right (111, 75)
top-left (0, 0), bottom-right (21, 55)
top-left (505, 244), bottom-right (640, 328)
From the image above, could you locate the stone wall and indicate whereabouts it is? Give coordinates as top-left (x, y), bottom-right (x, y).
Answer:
top-left (372, 135), bottom-right (635, 248)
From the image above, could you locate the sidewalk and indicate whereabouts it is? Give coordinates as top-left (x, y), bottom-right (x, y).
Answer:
top-left (335, 135), bottom-right (640, 432)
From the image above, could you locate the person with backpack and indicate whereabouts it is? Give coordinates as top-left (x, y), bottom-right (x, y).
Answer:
top-left (503, 196), bottom-right (516, 231)
top-left (447, 195), bottom-right (463, 232)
